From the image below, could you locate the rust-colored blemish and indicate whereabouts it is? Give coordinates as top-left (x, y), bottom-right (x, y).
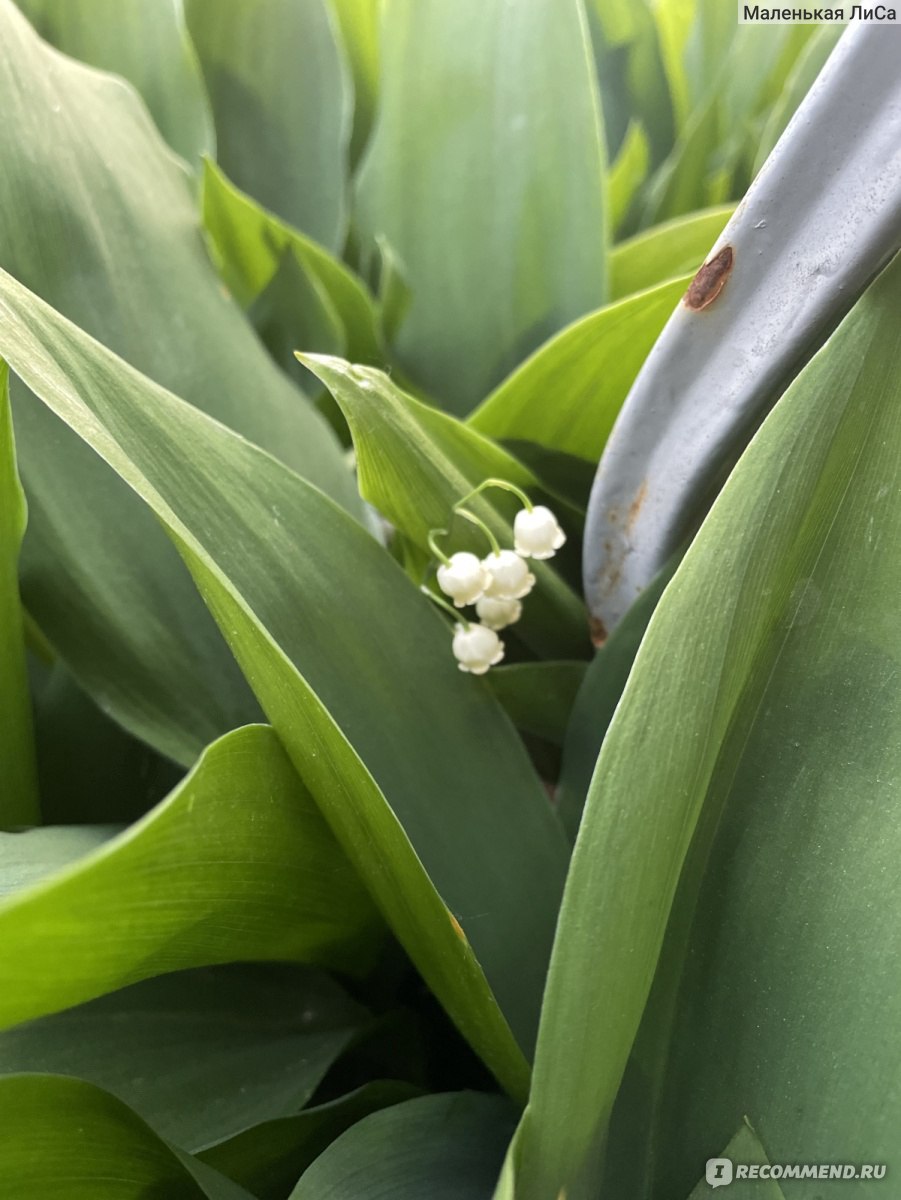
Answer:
top-left (589, 613), bottom-right (608, 648)
top-left (684, 245), bottom-right (734, 311)
top-left (626, 479), bottom-right (648, 534)
top-left (449, 912), bottom-right (466, 942)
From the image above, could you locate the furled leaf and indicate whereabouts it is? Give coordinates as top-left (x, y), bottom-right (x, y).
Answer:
top-left (468, 279), bottom-right (687, 463)
top-left (0, 724), bottom-right (379, 1029)
top-left (0, 362), bottom-right (38, 827)
top-left (0, 965), bottom-right (365, 1151)
top-left (14, 0), bottom-right (214, 164)
top-left (202, 159), bottom-right (382, 365)
top-left (302, 354), bottom-right (588, 660)
top-left (200, 1081), bottom-right (419, 1198)
top-left (289, 1093), bottom-right (516, 1200)
top-left (354, 0), bottom-right (607, 413)
top-left (185, 0), bottom-right (352, 250)
top-left (505, 250), bottom-right (901, 1197)
top-left (0, 0), bottom-right (359, 765)
top-left (0, 1073), bottom-right (254, 1199)
top-left (609, 205), bottom-right (732, 299)
top-left (487, 663), bottom-right (587, 748)
top-left (0, 270), bottom-right (573, 1098)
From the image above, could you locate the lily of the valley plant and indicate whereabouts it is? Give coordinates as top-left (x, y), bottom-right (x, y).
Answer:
top-left (0, 2), bottom-right (899, 1199)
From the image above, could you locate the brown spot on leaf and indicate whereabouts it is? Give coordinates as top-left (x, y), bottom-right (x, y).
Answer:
top-left (449, 912), bottom-right (466, 941)
top-left (684, 245), bottom-right (733, 311)
top-left (626, 480), bottom-right (648, 533)
top-left (589, 613), bottom-right (608, 648)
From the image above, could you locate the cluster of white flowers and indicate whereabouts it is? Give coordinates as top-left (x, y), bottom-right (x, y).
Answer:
top-left (424, 482), bottom-right (566, 676)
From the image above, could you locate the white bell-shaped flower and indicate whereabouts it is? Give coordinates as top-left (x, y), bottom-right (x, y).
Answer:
top-left (513, 505), bottom-right (566, 560)
top-left (436, 551), bottom-right (491, 607)
top-left (475, 595), bottom-right (522, 631)
top-left (481, 549), bottom-right (535, 599)
top-left (452, 622), bottom-right (504, 674)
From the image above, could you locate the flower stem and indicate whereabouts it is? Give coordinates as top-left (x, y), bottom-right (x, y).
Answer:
top-left (455, 507), bottom-right (501, 556)
top-left (421, 585), bottom-right (469, 628)
top-left (454, 477), bottom-right (533, 512)
top-left (427, 527), bottom-right (452, 565)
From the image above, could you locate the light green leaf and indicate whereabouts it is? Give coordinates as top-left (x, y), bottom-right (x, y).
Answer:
top-left (186, 0), bottom-right (352, 250)
top-left (0, 0), bottom-right (359, 766)
top-left (0, 1073), bottom-right (255, 1200)
top-left (609, 120), bottom-right (650, 235)
top-left (686, 1121), bottom-right (785, 1199)
top-left (0, 724), bottom-right (379, 1030)
top-left (0, 269), bottom-right (573, 1098)
top-left (0, 965), bottom-right (365, 1151)
top-left (289, 1093), bottom-right (516, 1200)
top-left (202, 159), bottom-right (382, 365)
top-left (15, 0), bottom-right (214, 165)
top-left (609, 205), bottom-right (733, 299)
top-left (200, 1081), bottom-right (420, 1197)
top-left (0, 825), bottom-right (114, 897)
top-left (468, 279), bottom-right (688, 464)
top-left (354, 0), bottom-right (607, 413)
top-left (506, 249), bottom-right (901, 1197)
top-left (0, 362), bottom-right (38, 827)
top-left (329, 0), bottom-right (381, 165)
top-left (487, 663), bottom-right (587, 748)
top-left (302, 355), bottom-right (588, 661)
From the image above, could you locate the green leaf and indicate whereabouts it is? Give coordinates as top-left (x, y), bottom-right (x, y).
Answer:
top-left (0, 1073), bottom-right (255, 1199)
top-left (0, 362), bottom-right (38, 827)
top-left (609, 120), bottom-right (650, 235)
top-left (609, 205), bottom-right (733, 299)
top-left (0, 269), bottom-right (573, 1098)
top-left (202, 159), bottom-right (382, 365)
top-left (506, 249), bottom-right (901, 1197)
top-left (185, 0), bottom-right (352, 250)
top-left (487, 663), bottom-right (587, 748)
top-left (354, 0), bottom-right (607, 413)
top-left (15, 0), bottom-right (214, 165)
top-left (0, 0), bottom-right (359, 766)
top-left (200, 1081), bottom-right (420, 1198)
top-left (329, 0), bottom-right (381, 166)
top-left (0, 965), bottom-right (365, 1151)
top-left (289, 1093), bottom-right (516, 1200)
top-left (0, 724), bottom-right (379, 1030)
top-left (686, 1121), bottom-right (785, 1199)
top-left (302, 355), bottom-right (588, 661)
top-left (468, 279), bottom-right (688, 464)
top-left (0, 825), bottom-right (114, 897)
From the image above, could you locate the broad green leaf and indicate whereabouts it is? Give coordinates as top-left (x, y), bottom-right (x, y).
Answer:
top-left (302, 355), bottom-right (588, 660)
top-left (186, 0), bottom-right (352, 251)
top-left (354, 0), bottom-right (607, 414)
top-left (0, 825), bottom-right (114, 897)
top-left (686, 1121), bottom-right (785, 1199)
top-left (289, 1093), bottom-right (516, 1200)
top-left (609, 205), bottom-right (733, 299)
top-left (487, 663), bottom-right (587, 748)
top-left (14, 0), bottom-right (214, 164)
top-left (32, 663), bottom-right (182, 826)
top-left (506, 250), bottom-right (901, 1197)
top-left (0, 362), bottom-right (38, 827)
top-left (0, 965), bottom-right (365, 1151)
top-left (329, 0), bottom-right (381, 165)
top-left (0, 1074), bottom-right (254, 1200)
top-left (0, 724), bottom-right (378, 1030)
top-left (200, 1081), bottom-right (419, 1198)
top-left (0, 270), bottom-right (573, 1098)
top-left (203, 159), bottom-right (382, 365)
top-left (609, 121), bottom-right (650, 235)
top-left (0, 0), bottom-right (359, 766)
top-left (556, 564), bottom-right (674, 841)
top-left (468, 279), bottom-right (688, 463)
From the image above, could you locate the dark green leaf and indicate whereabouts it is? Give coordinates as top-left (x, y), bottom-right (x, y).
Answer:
top-left (487, 663), bottom-right (587, 748)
